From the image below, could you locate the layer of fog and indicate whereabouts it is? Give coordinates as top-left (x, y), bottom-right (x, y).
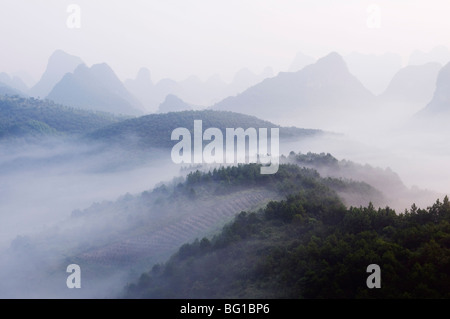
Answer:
top-left (280, 119), bottom-right (450, 210)
top-left (0, 139), bottom-right (178, 247)
top-left (0, 137), bottom-right (181, 298)
top-left (0, 135), bottom-right (281, 298)
top-left (1, 114), bottom-right (449, 298)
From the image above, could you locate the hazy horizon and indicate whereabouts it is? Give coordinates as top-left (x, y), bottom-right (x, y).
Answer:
top-left (2, 1), bottom-right (450, 84)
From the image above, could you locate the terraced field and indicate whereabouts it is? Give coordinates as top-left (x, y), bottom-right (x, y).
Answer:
top-left (75, 188), bottom-right (281, 271)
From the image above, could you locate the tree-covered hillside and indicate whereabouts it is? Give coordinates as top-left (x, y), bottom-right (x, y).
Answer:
top-left (5, 160), bottom-right (384, 298)
top-left (87, 110), bottom-right (322, 148)
top-left (0, 95), bottom-right (123, 139)
top-left (62, 163), bottom-right (379, 273)
top-left (124, 168), bottom-right (450, 299)
top-left (283, 151), bottom-right (440, 210)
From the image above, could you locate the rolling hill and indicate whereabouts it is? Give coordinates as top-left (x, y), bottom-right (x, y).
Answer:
top-left (6, 160), bottom-right (386, 298)
top-left (284, 152), bottom-right (439, 211)
top-left (0, 95), bottom-right (123, 139)
top-left (87, 109), bottom-right (323, 149)
top-left (125, 182), bottom-right (450, 299)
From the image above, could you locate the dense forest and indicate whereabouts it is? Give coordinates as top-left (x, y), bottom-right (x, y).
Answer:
top-left (0, 95), bottom-right (124, 139)
top-left (286, 151), bottom-right (405, 192)
top-left (124, 165), bottom-right (450, 299)
top-left (0, 95), bottom-right (323, 150)
top-left (87, 109), bottom-right (323, 148)
top-left (282, 151), bottom-right (439, 210)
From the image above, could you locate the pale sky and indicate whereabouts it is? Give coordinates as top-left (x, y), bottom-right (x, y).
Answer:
top-left (1, 0), bottom-right (450, 84)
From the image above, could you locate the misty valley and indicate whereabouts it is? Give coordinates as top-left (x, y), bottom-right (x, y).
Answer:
top-left (2, 48), bottom-right (450, 299)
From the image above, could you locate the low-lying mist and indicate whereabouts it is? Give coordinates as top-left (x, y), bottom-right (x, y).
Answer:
top-left (0, 137), bottom-right (181, 298)
top-left (1, 114), bottom-right (449, 298)
top-left (0, 138), bottom-right (177, 247)
top-left (278, 111), bottom-right (450, 206)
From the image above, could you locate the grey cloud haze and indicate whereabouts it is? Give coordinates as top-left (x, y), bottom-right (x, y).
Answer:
top-left (1, 1), bottom-right (450, 84)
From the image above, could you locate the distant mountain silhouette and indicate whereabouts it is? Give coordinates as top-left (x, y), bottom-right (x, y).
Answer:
top-left (0, 73), bottom-right (28, 94)
top-left (157, 94), bottom-right (194, 113)
top-left (124, 67), bottom-right (161, 113)
top-left (125, 67), bottom-right (275, 111)
top-left (10, 71), bottom-right (35, 88)
top-left (408, 46), bottom-right (450, 66)
top-left (0, 81), bottom-right (26, 97)
top-left (401, 61), bottom-right (450, 133)
top-left (344, 52), bottom-right (402, 95)
top-left (29, 50), bottom-right (84, 98)
top-left (227, 67), bottom-right (274, 97)
top-left (418, 61), bottom-right (450, 116)
top-left (378, 62), bottom-right (441, 115)
top-left (212, 52), bottom-right (376, 130)
top-left (47, 63), bottom-right (144, 116)
top-left (176, 75), bottom-right (221, 107)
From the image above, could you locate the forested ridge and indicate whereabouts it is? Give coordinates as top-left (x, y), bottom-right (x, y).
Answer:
top-left (0, 95), bottom-right (323, 149)
top-left (0, 95), bottom-right (122, 138)
top-left (125, 165), bottom-right (450, 299)
top-left (64, 163), bottom-right (378, 270)
top-left (87, 110), bottom-right (322, 148)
